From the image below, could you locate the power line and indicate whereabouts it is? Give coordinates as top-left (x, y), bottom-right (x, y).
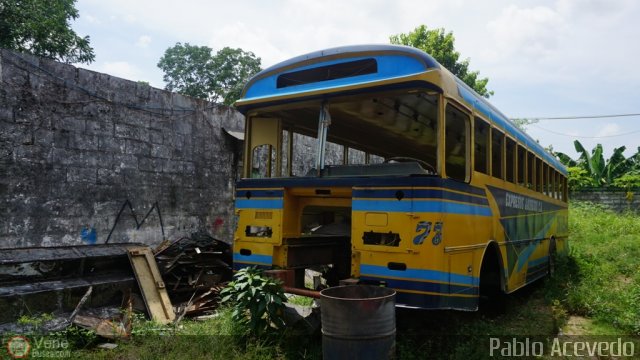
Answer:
top-left (512, 113), bottom-right (640, 121)
top-left (531, 124), bottom-right (640, 138)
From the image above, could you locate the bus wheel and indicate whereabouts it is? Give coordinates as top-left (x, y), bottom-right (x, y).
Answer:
top-left (479, 246), bottom-right (505, 314)
top-left (548, 238), bottom-right (557, 277)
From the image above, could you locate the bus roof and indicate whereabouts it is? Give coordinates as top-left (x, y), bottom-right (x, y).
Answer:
top-left (236, 44), bottom-right (566, 175)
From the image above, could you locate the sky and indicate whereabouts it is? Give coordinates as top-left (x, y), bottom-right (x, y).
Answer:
top-left (71, 0), bottom-right (640, 159)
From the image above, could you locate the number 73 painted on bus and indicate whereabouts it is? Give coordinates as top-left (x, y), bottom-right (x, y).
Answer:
top-left (232, 45), bottom-right (568, 310)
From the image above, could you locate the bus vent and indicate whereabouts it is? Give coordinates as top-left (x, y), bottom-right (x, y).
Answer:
top-left (277, 58), bottom-right (378, 88)
top-left (255, 211), bottom-right (273, 219)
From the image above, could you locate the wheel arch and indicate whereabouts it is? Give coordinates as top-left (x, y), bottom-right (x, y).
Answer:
top-left (479, 240), bottom-right (507, 293)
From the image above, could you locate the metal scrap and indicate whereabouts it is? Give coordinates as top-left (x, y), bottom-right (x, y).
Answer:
top-left (127, 246), bottom-right (175, 324)
top-left (154, 232), bottom-right (232, 318)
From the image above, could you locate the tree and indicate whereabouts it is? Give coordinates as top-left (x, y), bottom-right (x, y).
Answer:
top-left (510, 118), bottom-right (539, 131)
top-left (390, 25), bottom-right (492, 98)
top-left (0, 0), bottom-right (94, 64)
top-left (157, 43), bottom-right (261, 105)
top-left (556, 140), bottom-right (638, 187)
top-left (157, 43), bottom-right (215, 101)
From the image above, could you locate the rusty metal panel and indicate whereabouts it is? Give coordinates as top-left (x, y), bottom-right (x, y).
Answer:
top-left (127, 246), bottom-right (175, 324)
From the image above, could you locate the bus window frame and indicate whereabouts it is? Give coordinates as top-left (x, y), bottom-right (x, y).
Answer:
top-left (517, 144), bottom-right (526, 187)
top-left (491, 128), bottom-right (504, 180)
top-left (473, 116), bottom-right (490, 175)
top-left (536, 158), bottom-right (544, 193)
top-left (505, 137), bottom-right (516, 183)
top-left (527, 151), bottom-right (535, 190)
top-left (444, 100), bottom-right (471, 183)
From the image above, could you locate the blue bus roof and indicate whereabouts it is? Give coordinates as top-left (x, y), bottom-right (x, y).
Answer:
top-left (238, 44), bottom-right (440, 105)
top-left (237, 44), bottom-right (566, 175)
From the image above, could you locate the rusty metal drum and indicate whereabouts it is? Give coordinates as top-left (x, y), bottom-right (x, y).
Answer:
top-left (320, 285), bottom-right (396, 360)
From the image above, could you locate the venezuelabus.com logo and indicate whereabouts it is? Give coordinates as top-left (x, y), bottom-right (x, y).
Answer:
top-left (6, 335), bottom-right (31, 358)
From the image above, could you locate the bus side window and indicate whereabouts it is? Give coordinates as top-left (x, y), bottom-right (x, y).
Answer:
top-left (543, 164), bottom-right (550, 197)
top-left (247, 117), bottom-right (282, 178)
top-left (549, 168), bottom-right (558, 199)
top-left (251, 144), bottom-right (276, 178)
top-left (517, 145), bottom-right (526, 187)
top-left (445, 104), bottom-right (470, 182)
top-left (491, 128), bottom-right (504, 179)
top-left (527, 152), bottom-right (535, 190)
top-left (505, 138), bottom-right (515, 183)
top-left (563, 176), bottom-right (568, 201)
top-left (537, 158), bottom-right (543, 193)
top-left (474, 117), bottom-right (490, 174)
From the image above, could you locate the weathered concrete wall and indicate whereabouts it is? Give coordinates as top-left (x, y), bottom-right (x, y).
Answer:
top-left (571, 190), bottom-right (640, 212)
top-left (0, 49), bottom-right (245, 248)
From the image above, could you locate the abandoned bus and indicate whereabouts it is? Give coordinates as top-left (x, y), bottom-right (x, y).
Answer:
top-left (232, 45), bottom-right (568, 310)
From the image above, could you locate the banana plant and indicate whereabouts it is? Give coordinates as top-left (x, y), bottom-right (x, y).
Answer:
top-left (556, 141), bottom-right (638, 187)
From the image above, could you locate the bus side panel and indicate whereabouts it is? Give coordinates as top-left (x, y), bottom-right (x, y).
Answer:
top-left (486, 185), bottom-right (568, 291)
top-left (354, 183), bottom-right (491, 310)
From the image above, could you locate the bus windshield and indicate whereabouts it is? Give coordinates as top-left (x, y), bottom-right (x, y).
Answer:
top-left (247, 90), bottom-right (439, 178)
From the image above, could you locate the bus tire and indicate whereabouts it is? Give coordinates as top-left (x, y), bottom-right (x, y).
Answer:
top-left (548, 237), bottom-right (557, 278)
top-left (479, 244), bottom-right (506, 314)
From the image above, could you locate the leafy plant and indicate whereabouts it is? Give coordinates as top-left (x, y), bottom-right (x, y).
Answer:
top-left (612, 171), bottom-right (640, 190)
top-left (220, 267), bottom-right (287, 336)
top-left (556, 140), bottom-right (640, 187)
top-left (567, 166), bottom-right (593, 190)
top-left (51, 325), bottom-right (97, 349)
top-left (17, 313), bottom-right (55, 332)
top-left (0, 0), bottom-right (95, 64)
top-left (287, 295), bottom-right (314, 307)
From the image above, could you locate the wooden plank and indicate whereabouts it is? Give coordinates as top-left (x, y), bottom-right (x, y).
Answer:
top-left (73, 315), bottom-right (128, 339)
top-left (127, 246), bottom-right (175, 324)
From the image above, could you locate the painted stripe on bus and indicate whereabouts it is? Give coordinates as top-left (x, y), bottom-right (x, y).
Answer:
top-left (235, 189), bottom-right (285, 198)
top-left (360, 276), bottom-right (478, 296)
top-left (237, 176), bottom-right (486, 196)
top-left (353, 199), bottom-right (492, 216)
top-left (395, 291), bottom-right (477, 310)
top-left (353, 189), bottom-right (489, 206)
top-left (360, 264), bottom-right (478, 287)
top-left (233, 253), bottom-right (273, 265)
top-left (235, 199), bottom-right (283, 209)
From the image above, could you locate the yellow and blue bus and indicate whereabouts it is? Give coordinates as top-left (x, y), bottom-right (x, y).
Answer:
top-left (232, 45), bottom-right (568, 310)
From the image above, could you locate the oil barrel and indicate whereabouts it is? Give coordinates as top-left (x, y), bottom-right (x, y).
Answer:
top-left (320, 285), bottom-right (396, 360)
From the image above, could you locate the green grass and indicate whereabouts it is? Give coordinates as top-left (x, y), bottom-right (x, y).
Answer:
top-left (69, 201), bottom-right (639, 359)
top-left (552, 201), bottom-right (640, 335)
top-left (73, 307), bottom-right (321, 360)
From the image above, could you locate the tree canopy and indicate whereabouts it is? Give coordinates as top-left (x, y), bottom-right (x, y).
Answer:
top-left (0, 0), bottom-right (95, 64)
top-left (390, 25), bottom-right (492, 98)
top-left (157, 43), bottom-right (261, 105)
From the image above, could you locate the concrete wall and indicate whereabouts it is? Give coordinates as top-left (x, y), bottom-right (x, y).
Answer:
top-left (0, 49), bottom-right (245, 248)
top-left (571, 190), bottom-right (640, 212)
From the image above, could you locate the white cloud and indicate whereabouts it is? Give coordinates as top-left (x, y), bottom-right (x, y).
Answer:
top-left (597, 123), bottom-right (622, 138)
top-left (485, 5), bottom-right (566, 62)
top-left (135, 35), bottom-right (151, 48)
top-left (123, 14), bottom-right (136, 23)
